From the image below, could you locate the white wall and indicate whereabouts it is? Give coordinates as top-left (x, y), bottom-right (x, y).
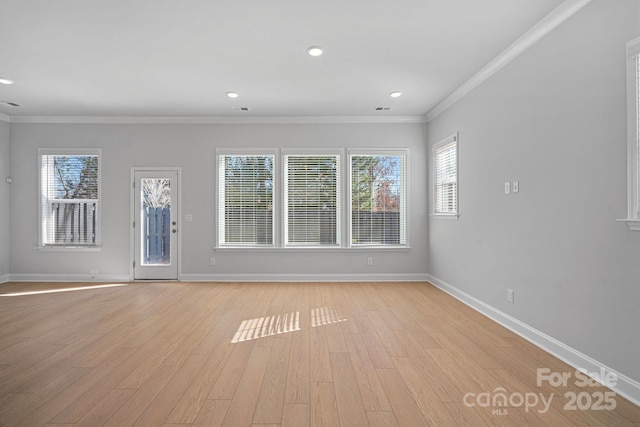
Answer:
top-left (0, 119), bottom-right (9, 281)
top-left (428, 0), bottom-right (640, 386)
top-left (9, 122), bottom-right (428, 281)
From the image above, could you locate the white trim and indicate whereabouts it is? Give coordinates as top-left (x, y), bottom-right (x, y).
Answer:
top-left (432, 133), bottom-right (459, 216)
top-left (426, 273), bottom-right (640, 407)
top-left (282, 149), bottom-right (343, 248)
top-left (429, 213), bottom-right (460, 220)
top-left (8, 273), bottom-right (130, 282)
top-left (38, 148), bottom-right (102, 249)
top-left (619, 36), bottom-right (640, 230)
top-left (616, 219), bottom-right (640, 231)
top-left (0, 274), bottom-right (9, 284)
top-left (425, 0), bottom-right (593, 122)
top-left (0, 112), bottom-right (9, 123)
top-left (130, 167), bottom-right (182, 281)
top-left (347, 148), bottom-right (410, 248)
top-left (180, 273), bottom-right (429, 282)
top-left (215, 150), bottom-right (278, 249)
top-left (8, 115), bottom-right (427, 125)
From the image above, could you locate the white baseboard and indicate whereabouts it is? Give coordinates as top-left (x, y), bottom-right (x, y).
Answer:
top-left (0, 274), bottom-right (9, 284)
top-left (9, 273), bottom-right (131, 283)
top-left (180, 273), bottom-right (430, 282)
top-left (426, 274), bottom-right (640, 407)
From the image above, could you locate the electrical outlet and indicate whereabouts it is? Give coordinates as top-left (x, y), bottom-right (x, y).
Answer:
top-left (367, 257), bottom-right (373, 266)
top-left (210, 257), bottom-right (216, 266)
top-left (90, 269), bottom-right (98, 278)
top-left (512, 181), bottom-right (519, 193)
top-left (507, 289), bottom-right (514, 303)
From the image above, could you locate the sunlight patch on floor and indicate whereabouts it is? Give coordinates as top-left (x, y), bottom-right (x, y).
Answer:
top-left (311, 306), bottom-right (347, 328)
top-left (231, 311), bottom-right (301, 343)
top-left (0, 283), bottom-right (129, 297)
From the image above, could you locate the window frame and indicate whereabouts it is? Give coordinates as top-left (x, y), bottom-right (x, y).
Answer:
top-left (282, 149), bottom-right (342, 248)
top-left (432, 133), bottom-right (459, 218)
top-left (38, 148), bottom-right (102, 250)
top-left (215, 149), bottom-right (278, 248)
top-left (348, 148), bottom-right (409, 248)
top-left (620, 36), bottom-right (640, 230)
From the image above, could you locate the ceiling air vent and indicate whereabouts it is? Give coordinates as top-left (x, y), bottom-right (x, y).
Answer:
top-left (1, 101), bottom-right (20, 107)
top-left (374, 106), bottom-right (391, 111)
top-left (232, 107), bottom-right (249, 111)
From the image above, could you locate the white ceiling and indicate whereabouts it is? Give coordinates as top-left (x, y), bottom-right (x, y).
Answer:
top-left (0, 0), bottom-right (566, 119)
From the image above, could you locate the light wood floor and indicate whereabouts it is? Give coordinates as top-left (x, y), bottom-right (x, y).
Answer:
top-left (0, 281), bottom-right (638, 426)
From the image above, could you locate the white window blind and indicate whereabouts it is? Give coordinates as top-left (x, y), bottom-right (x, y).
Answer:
top-left (434, 135), bottom-right (458, 215)
top-left (218, 154), bottom-right (274, 246)
top-left (350, 152), bottom-right (407, 246)
top-left (284, 154), bottom-right (340, 246)
top-left (636, 54), bottom-right (640, 217)
top-left (39, 150), bottom-right (101, 247)
top-left (621, 37), bottom-right (640, 229)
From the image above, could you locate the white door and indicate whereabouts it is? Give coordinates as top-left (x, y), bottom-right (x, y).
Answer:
top-left (133, 170), bottom-right (179, 280)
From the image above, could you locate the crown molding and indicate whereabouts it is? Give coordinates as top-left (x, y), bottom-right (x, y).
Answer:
top-left (0, 112), bottom-right (9, 123)
top-left (425, 0), bottom-right (593, 122)
top-left (7, 115), bottom-right (427, 125)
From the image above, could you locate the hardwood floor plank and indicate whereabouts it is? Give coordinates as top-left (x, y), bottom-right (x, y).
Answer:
top-left (352, 314), bottom-right (395, 369)
top-left (392, 328), bottom-right (462, 402)
top-left (281, 403), bottom-right (309, 427)
top-left (0, 280), bottom-right (636, 427)
top-left (253, 336), bottom-right (291, 424)
top-left (103, 366), bottom-right (180, 427)
top-left (132, 354), bottom-right (208, 426)
top-left (207, 340), bottom-right (255, 400)
top-left (74, 389), bottom-right (135, 427)
top-left (310, 381), bottom-right (339, 427)
top-left (284, 330), bottom-right (310, 404)
top-left (443, 402), bottom-right (491, 426)
top-left (192, 399), bottom-right (230, 427)
top-left (376, 368), bottom-right (428, 426)
top-left (366, 310), bottom-right (407, 357)
top-left (330, 352), bottom-right (369, 426)
top-left (367, 411), bottom-right (400, 427)
top-left (165, 340), bottom-right (236, 424)
top-left (344, 331), bottom-right (392, 411)
top-left (392, 356), bottom-right (460, 426)
top-left (309, 321), bottom-right (333, 382)
top-left (221, 345), bottom-right (271, 426)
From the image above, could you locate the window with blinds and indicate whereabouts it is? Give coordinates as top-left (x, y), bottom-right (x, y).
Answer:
top-left (622, 37), bottom-right (640, 230)
top-left (284, 154), bottom-right (340, 246)
top-left (218, 154), bottom-right (274, 246)
top-left (39, 149), bottom-right (101, 247)
top-left (636, 53), bottom-right (640, 216)
top-left (433, 135), bottom-right (458, 215)
top-left (350, 151), bottom-right (407, 246)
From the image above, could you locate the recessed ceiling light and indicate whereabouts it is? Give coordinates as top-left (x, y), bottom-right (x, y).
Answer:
top-left (307, 46), bottom-right (323, 57)
top-left (389, 91), bottom-right (402, 98)
top-left (226, 91), bottom-right (239, 98)
top-left (0, 78), bottom-right (14, 85)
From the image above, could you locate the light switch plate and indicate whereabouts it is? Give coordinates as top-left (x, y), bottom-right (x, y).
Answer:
top-left (504, 182), bottom-right (511, 194)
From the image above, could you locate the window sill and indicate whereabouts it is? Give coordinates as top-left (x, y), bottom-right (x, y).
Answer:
top-left (38, 246), bottom-right (103, 252)
top-left (215, 246), bottom-right (411, 252)
top-left (616, 219), bottom-right (640, 231)
top-left (430, 213), bottom-right (460, 220)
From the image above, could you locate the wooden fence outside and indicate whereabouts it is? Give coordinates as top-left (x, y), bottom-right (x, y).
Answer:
top-left (143, 207), bottom-right (171, 264)
top-left (47, 201), bottom-right (98, 246)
